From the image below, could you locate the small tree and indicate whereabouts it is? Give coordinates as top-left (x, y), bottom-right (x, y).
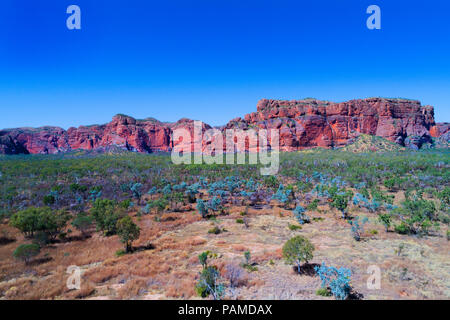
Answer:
top-left (244, 251), bottom-right (251, 265)
top-left (43, 195), bottom-right (55, 206)
top-left (10, 207), bottom-right (41, 238)
top-left (70, 183), bottom-right (88, 195)
top-left (208, 196), bottom-right (222, 214)
top-left (150, 198), bottom-right (168, 215)
top-left (185, 183), bottom-right (201, 203)
top-left (315, 262), bottom-right (352, 300)
top-left (282, 235), bottom-right (314, 273)
top-left (10, 207), bottom-right (69, 240)
top-left (198, 251), bottom-right (209, 269)
top-left (116, 216), bottom-right (140, 253)
top-left (332, 194), bottom-right (349, 219)
top-left (196, 266), bottom-right (225, 300)
top-left (173, 192), bottom-right (185, 209)
top-left (13, 244), bottom-right (40, 265)
top-left (384, 177), bottom-right (397, 192)
top-left (147, 186), bottom-right (158, 200)
top-left (349, 216), bottom-right (368, 241)
top-left (90, 199), bottom-right (124, 235)
top-left (378, 213), bottom-right (391, 232)
top-left (293, 205), bottom-right (310, 224)
top-left (130, 183), bottom-right (143, 205)
top-left (197, 199), bottom-right (208, 218)
top-left (71, 213), bottom-right (94, 238)
top-left (89, 186), bottom-right (102, 202)
top-left (272, 184), bottom-right (292, 208)
top-left (38, 209), bottom-right (70, 241)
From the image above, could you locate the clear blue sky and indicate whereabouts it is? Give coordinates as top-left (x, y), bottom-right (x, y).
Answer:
top-left (1, 0), bottom-right (449, 129)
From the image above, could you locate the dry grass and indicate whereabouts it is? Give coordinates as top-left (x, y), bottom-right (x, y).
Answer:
top-left (0, 197), bottom-right (449, 300)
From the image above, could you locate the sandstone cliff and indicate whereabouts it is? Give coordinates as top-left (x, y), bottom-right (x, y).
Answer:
top-left (0, 98), bottom-right (447, 154)
top-left (225, 98), bottom-right (439, 151)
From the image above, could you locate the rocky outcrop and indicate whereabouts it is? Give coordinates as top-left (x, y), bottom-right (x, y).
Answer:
top-left (225, 98), bottom-right (439, 151)
top-left (0, 98), bottom-right (447, 154)
top-left (430, 122), bottom-right (450, 138)
top-left (0, 127), bottom-right (70, 154)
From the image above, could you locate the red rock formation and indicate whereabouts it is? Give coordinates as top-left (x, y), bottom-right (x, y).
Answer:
top-left (0, 127), bottom-right (70, 154)
top-left (0, 98), bottom-right (446, 154)
top-left (430, 122), bottom-right (450, 138)
top-left (169, 118), bottom-right (212, 152)
top-left (226, 98), bottom-right (438, 151)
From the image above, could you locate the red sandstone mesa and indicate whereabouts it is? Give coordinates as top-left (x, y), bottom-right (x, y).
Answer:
top-left (0, 98), bottom-right (447, 154)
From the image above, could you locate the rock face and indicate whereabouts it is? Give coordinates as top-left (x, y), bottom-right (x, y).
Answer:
top-left (0, 127), bottom-right (70, 154)
top-left (430, 122), bottom-right (450, 138)
top-left (225, 98), bottom-right (439, 151)
top-left (0, 98), bottom-right (447, 154)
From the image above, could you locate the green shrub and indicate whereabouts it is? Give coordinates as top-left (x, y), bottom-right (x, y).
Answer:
top-left (115, 249), bottom-right (126, 257)
top-left (119, 199), bottom-right (132, 209)
top-left (307, 199), bottom-right (319, 211)
top-left (384, 177), bottom-right (403, 192)
top-left (393, 196), bottom-right (437, 235)
top-left (243, 264), bottom-right (258, 272)
top-left (288, 223), bottom-right (302, 231)
top-left (436, 187), bottom-right (450, 206)
top-left (33, 231), bottom-right (50, 246)
top-left (13, 243), bottom-right (40, 264)
top-left (70, 183), bottom-right (87, 193)
top-left (71, 213), bottom-right (93, 237)
top-left (208, 226), bottom-right (221, 234)
top-left (263, 176), bottom-right (278, 189)
top-left (148, 198), bottom-right (169, 214)
top-left (394, 223), bottom-right (410, 235)
top-left (43, 195), bottom-right (55, 206)
top-left (244, 251), bottom-right (251, 265)
top-left (236, 218), bottom-right (244, 224)
top-left (316, 287), bottom-right (332, 297)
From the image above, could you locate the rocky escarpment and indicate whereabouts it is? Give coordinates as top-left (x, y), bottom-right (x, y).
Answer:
top-left (0, 98), bottom-right (448, 154)
top-left (225, 98), bottom-right (442, 151)
top-left (0, 115), bottom-right (213, 155)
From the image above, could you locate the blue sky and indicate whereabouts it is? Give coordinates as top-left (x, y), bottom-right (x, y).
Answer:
top-left (0, 0), bottom-right (449, 129)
